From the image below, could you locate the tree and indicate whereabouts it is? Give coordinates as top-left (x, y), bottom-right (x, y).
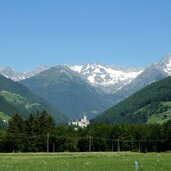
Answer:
top-left (7, 113), bottom-right (25, 152)
top-left (30, 110), bottom-right (56, 152)
top-left (163, 119), bottom-right (171, 151)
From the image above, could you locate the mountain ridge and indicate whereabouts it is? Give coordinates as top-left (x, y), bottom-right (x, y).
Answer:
top-left (115, 53), bottom-right (171, 99)
top-left (67, 63), bottom-right (143, 93)
top-left (20, 66), bottom-right (115, 119)
top-left (0, 65), bottom-right (49, 81)
top-left (0, 75), bottom-right (66, 124)
top-left (1, 53), bottom-right (171, 95)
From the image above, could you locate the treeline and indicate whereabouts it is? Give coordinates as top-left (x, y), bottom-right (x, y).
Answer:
top-left (0, 111), bottom-right (171, 152)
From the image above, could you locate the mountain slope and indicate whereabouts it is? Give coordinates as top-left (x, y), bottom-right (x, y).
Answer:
top-left (93, 76), bottom-right (171, 124)
top-left (116, 64), bottom-right (168, 99)
top-left (20, 66), bottom-right (114, 119)
top-left (0, 75), bottom-right (65, 123)
top-left (114, 54), bottom-right (171, 100)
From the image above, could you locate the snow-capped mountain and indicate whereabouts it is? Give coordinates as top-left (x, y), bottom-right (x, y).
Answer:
top-left (20, 66), bottom-right (114, 119)
top-left (0, 65), bottom-right (49, 81)
top-left (114, 53), bottom-right (171, 99)
top-left (1, 53), bottom-right (171, 95)
top-left (116, 64), bottom-right (169, 98)
top-left (68, 64), bottom-right (143, 93)
top-left (158, 53), bottom-right (171, 75)
top-left (23, 65), bottom-right (49, 78)
top-left (0, 67), bottom-right (25, 81)
top-left (1, 53), bottom-right (171, 120)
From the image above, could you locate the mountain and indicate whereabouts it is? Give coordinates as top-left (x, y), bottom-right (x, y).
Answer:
top-left (92, 76), bottom-right (171, 124)
top-left (116, 64), bottom-right (168, 99)
top-left (68, 64), bottom-right (143, 93)
top-left (20, 66), bottom-right (115, 119)
top-left (23, 65), bottom-right (49, 78)
top-left (1, 53), bottom-right (171, 121)
top-left (0, 67), bottom-right (25, 81)
top-left (115, 54), bottom-right (171, 99)
top-left (0, 65), bottom-right (49, 81)
top-left (1, 63), bottom-right (143, 95)
top-left (0, 75), bottom-right (66, 124)
top-left (159, 53), bottom-right (171, 74)
top-left (1, 53), bottom-right (171, 97)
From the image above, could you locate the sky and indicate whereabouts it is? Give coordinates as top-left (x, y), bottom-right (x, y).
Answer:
top-left (0, 0), bottom-right (171, 71)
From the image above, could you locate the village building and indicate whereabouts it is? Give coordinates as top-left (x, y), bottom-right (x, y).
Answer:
top-left (68, 115), bottom-right (90, 128)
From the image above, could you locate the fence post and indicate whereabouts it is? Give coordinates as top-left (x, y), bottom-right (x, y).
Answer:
top-left (89, 135), bottom-right (92, 152)
top-left (117, 139), bottom-right (120, 152)
top-left (112, 140), bottom-right (113, 152)
top-left (138, 140), bottom-right (141, 152)
top-left (53, 142), bottom-right (55, 153)
top-left (47, 132), bottom-right (49, 153)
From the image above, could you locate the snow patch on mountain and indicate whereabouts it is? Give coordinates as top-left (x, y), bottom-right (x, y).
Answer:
top-left (23, 65), bottom-right (49, 78)
top-left (161, 54), bottom-right (171, 75)
top-left (1, 53), bottom-right (171, 94)
top-left (67, 64), bottom-right (143, 93)
top-left (69, 65), bottom-right (83, 73)
top-left (0, 65), bottom-right (49, 81)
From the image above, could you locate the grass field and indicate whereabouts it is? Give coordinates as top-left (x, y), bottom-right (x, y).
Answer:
top-left (0, 152), bottom-right (171, 171)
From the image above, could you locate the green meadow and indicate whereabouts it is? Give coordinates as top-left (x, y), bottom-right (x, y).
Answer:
top-left (0, 152), bottom-right (170, 171)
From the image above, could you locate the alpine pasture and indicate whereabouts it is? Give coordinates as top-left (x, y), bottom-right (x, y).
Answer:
top-left (0, 152), bottom-right (171, 171)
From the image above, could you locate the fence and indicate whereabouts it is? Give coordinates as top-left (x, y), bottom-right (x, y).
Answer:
top-left (0, 133), bottom-right (170, 152)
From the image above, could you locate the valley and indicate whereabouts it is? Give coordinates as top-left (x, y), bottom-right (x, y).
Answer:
top-left (0, 53), bottom-right (171, 123)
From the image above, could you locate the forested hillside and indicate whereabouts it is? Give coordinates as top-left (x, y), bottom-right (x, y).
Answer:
top-left (0, 75), bottom-right (66, 124)
top-left (93, 76), bottom-right (171, 124)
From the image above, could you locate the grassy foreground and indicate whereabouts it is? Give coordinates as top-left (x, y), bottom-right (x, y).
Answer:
top-left (0, 152), bottom-right (171, 171)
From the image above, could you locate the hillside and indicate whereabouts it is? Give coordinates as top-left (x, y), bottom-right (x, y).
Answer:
top-left (0, 75), bottom-right (66, 124)
top-left (20, 66), bottom-right (114, 119)
top-left (93, 76), bottom-right (171, 124)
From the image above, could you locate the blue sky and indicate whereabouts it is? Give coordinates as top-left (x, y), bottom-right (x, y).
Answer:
top-left (0, 0), bottom-right (171, 71)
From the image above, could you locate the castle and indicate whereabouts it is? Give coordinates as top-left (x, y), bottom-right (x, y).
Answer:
top-left (68, 115), bottom-right (90, 128)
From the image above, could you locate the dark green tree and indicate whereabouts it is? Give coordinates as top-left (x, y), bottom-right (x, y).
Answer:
top-left (6, 113), bottom-right (25, 152)
top-left (30, 110), bottom-right (56, 152)
top-left (163, 119), bottom-right (171, 151)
